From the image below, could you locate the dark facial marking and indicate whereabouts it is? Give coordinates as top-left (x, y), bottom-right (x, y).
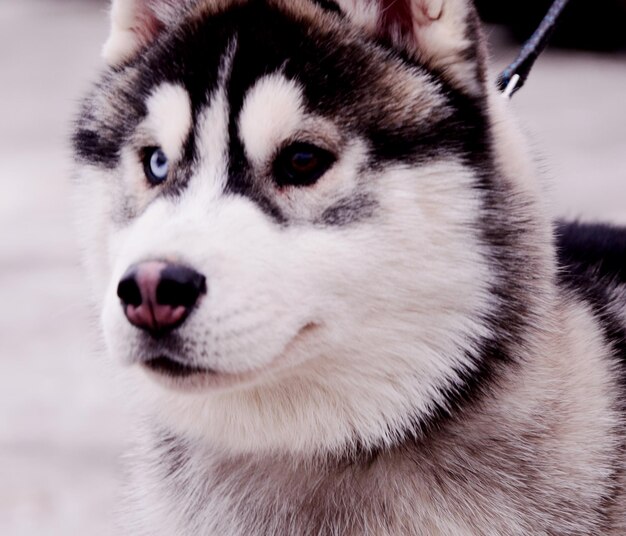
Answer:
top-left (74, 1), bottom-right (489, 220)
top-left (318, 194), bottom-right (378, 226)
top-left (73, 126), bottom-right (121, 168)
top-left (72, 69), bottom-right (148, 169)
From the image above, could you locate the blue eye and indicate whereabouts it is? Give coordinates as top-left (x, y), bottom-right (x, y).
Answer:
top-left (143, 147), bottom-right (169, 185)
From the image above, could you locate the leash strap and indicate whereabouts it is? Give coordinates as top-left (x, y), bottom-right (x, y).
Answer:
top-left (498, 0), bottom-right (571, 98)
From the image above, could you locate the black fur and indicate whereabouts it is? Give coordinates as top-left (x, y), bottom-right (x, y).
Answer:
top-left (309, 0), bottom-right (342, 13)
top-left (557, 221), bottom-right (626, 285)
top-left (153, 429), bottom-right (193, 480)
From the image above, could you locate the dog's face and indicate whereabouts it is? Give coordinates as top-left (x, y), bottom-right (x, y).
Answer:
top-left (74, 0), bottom-right (533, 455)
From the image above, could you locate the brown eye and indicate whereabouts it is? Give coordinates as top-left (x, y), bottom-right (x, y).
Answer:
top-left (273, 143), bottom-right (336, 187)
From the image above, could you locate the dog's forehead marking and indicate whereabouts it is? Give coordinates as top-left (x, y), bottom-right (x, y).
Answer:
top-left (191, 40), bottom-right (238, 199)
top-left (193, 90), bottom-right (230, 200)
top-left (237, 73), bottom-right (305, 165)
top-left (145, 83), bottom-right (192, 161)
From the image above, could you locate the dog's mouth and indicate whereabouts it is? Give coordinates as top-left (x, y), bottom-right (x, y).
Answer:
top-left (143, 356), bottom-right (215, 378)
top-left (138, 322), bottom-right (320, 390)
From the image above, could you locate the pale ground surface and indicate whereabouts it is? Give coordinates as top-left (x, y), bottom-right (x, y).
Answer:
top-left (0, 2), bottom-right (624, 535)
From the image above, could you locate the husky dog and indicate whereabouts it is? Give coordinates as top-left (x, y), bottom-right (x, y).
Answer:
top-left (72, 0), bottom-right (626, 533)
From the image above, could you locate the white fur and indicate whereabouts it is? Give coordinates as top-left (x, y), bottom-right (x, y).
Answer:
top-left (238, 74), bottom-right (306, 165)
top-left (193, 42), bottom-right (238, 201)
top-left (100, 154), bottom-right (495, 456)
top-left (145, 84), bottom-right (192, 161)
top-left (103, 0), bottom-right (145, 65)
top-left (103, 0), bottom-right (197, 65)
top-left (411, 0), bottom-right (481, 94)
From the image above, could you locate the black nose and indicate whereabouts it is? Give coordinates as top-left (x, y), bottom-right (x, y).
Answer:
top-left (117, 261), bottom-right (207, 337)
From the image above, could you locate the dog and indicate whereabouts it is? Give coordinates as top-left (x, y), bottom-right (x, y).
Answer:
top-left (72, 0), bottom-right (626, 533)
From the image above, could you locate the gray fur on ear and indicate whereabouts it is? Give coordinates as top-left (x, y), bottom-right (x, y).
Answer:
top-left (102, 0), bottom-right (194, 66)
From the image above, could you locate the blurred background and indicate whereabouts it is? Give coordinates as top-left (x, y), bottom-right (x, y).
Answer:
top-left (0, 0), bottom-right (624, 534)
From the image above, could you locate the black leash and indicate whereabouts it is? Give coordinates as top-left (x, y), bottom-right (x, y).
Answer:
top-left (498, 0), bottom-right (571, 98)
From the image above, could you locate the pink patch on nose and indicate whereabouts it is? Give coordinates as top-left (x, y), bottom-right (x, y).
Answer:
top-left (153, 305), bottom-right (187, 329)
top-left (126, 303), bottom-right (157, 332)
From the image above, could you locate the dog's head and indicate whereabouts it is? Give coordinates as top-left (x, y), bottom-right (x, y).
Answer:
top-left (73, 0), bottom-right (547, 456)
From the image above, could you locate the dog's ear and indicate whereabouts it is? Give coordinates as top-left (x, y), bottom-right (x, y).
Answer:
top-left (102, 0), bottom-right (193, 66)
top-left (337, 0), bottom-right (486, 95)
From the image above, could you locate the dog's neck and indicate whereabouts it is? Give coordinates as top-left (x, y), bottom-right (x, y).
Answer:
top-left (129, 297), bottom-right (620, 535)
